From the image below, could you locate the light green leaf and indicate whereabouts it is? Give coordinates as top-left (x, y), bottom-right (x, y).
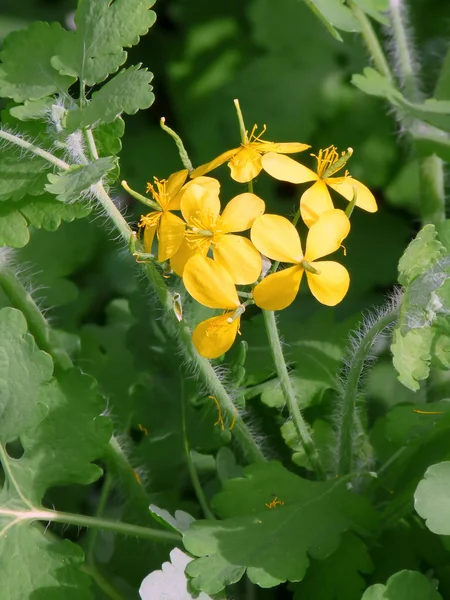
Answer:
top-left (391, 328), bottom-right (435, 391)
top-left (352, 67), bottom-right (402, 103)
top-left (52, 0), bottom-right (156, 86)
top-left (66, 66), bottom-right (154, 131)
top-left (9, 96), bottom-right (55, 120)
top-left (282, 419), bottom-right (335, 471)
top-left (0, 208), bottom-right (29, 247)
top-left (45, 157), bottom-right (116, 202)
top-left (149, 505), bottom-right (195, 535)
top-left (435, 45), bottom-right (450, 101)
top-left (292, 532), bottom-right (374, 600)
top-left (415, 462), bottom-right (450, 535)
top-left (0, 21), bottom-right (74, 102)
top-left (303, 0), bottom-right (361, 42)
top-left (183, 461), bottom-right (377, 594)
top-left (0, 307), bottom-right (111, 597)
top-left (398, 224), bottom-right (446, 287)
top-left (361, 570), bottom-right (442, 599)
top-left (351, 0), bottom-right (389, 24)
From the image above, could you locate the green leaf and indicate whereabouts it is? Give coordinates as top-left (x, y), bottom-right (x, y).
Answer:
top-left (66, 66), bottom-right (154, 131)
top-left (398, 225), bottom-right (446, 286)
top-left (435, 45), bottom-right (450, 101)
top-left (351, 0), bottom-right (389, 24)
top-left (391, 328), bottom-right (435, 391)
top-left (386, 401), bottom-right (450, 445)
top-left (352, 68), bottom-right (402, 103)
top-left (9, 96), bottom-right (55, 120)
top-left (0, 307), bottom-right (111, 597)
top-left (52, 0), bottom-right (157, 86)
top-left (0, 21), bottom-right (74, 102)
top-left (303, 0), bottom-right (361, 42)
top-left (282, 419), bottom-right (335, 471)
top-left (45, 157), bottom-right (116, 202)
top-left (149, 505), bottom-right (195, 535)
top-left (292, 532), bottom-right (374, 600)
top-left (94, 117), bottom-right (126, 157)
top-left (361, 570), bottom-right (442, 599)
top-left (415, 462), bottom-right (450, 535)
top-left (183, 461), bottom-right (377, 594)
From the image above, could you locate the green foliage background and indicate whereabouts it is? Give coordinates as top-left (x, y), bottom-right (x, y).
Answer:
top-left (0, 0), bottom-right (450, 599)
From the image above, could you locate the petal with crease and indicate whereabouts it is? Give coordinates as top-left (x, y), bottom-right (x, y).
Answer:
top-left (165, 169), bottom-right (189, 205)
top-left (251, 214), bottom-right (302, 263)
top-left (261, 152), bottom-right (317, 183)
top-left (213, 235), bottom-right (262, 285)
top-left (327, 176), bottom-right (378, 213)
top-left (300, 180), bottom-right (335, 228)
top-left (157, 211), bottom-right (186, 262)
top-left (183, 254), bottom-right (240, 309)
top-left (256, 141), bottom-right (310, 154)
top-left (170, 237), bottom-right (209, 277)
top-left (253, 265), bottom-right (304, 310)
top-left (305, 209), bottom-right (350, 261)
top-left (306, 261), bottom-right (350, 306)
top-left (190, 148), bottom-right (238, 178)
top-left (193, 314), bottom-right (240, 359)
top-left (228, 147), bottom-right (263, 182)
top-left (221, 193), bottom-right (265, 232)
top-left (143, 222), bottom-right (158, 254)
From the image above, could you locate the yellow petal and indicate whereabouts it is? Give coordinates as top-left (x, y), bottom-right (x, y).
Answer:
top-left (221, 193), bottom-right (265, 232)
top-left (306, 261), bottom-right (350, 306)
top-left (181, 184), bottom-right (221, 225)
top-left (305, 209), bottom-right (350, 261)
top-left (139, 211), bottom-right (162, 253)
top-left (157, 211), bottom-right (186, 262)
top-left (300, 180), bottom-right (335, 228)
top-left (183, 254), bottom-right (240, 309)
top-left (251, 214), bottom-right (302, 263)
top-left (165, 169), bottom-right (189, 202)
top-left (172, 176), bottom-right (221, 211)
top-left (228, 147), bottom-right (263, 183)
top-left (261, 152), bottom-right (317, 183)
top-left (193, 313), bottom-right (240, 359)
top-left (255, 141), bottom-right (310, 154)
top-left (143, 222), bottom-right (157, 253)
top-left (190, 148), bottom-right (239, 178)
top-left (326, 176), bottom-right (378, 213)
top-left (213, 234), bottom-right (262, 285)
top-left (253, 266), bottom-right (304, 310)
top-left (170, 238), bottom-right (208, 277)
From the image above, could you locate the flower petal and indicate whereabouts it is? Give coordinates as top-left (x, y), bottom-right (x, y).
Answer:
top-left (157, 211), bottom-right (186, 262)
top-left (261, 152), bottom-right (317, 183)
top-left (183, 254), bottom-right (240, 309)
top-left (306, 261), bottom-right (350, 306)
top-left (255, 141), bottom-right (310, 154)
top-left (193, 314), bottom-right (240, 359)
top-left (305, 209), bottom-right (350, 261)
top-left (326, 176), bottom-right (378, 213)
top-left (170, 238), bottom-right (209, 277)
top-left (300, 180), bottom-right (335, 228)
top-left (221, 193), bottom-right (265, 232)
top-left (181, 184), bottom-right (221, 225)
top-left (171, 176), bottom-right (221, 211)
top-left (251, 214), bottom-right (302, 263)
top-left (143, 223), bottom-right (157, 254)
top-left (190, 148), bottom-right (239, 178)
top-left (228, 147), bottom-right (263, 182)
top-left (213, 234), bottom-right (262, 285)
top-left (253, 266), bottom-right (304, 310)
top-left (165, 169), bottom-right (189, 202)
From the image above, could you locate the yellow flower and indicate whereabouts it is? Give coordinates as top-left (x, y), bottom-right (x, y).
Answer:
top-left (190, 125), bottom-right (310, 183)
top-left (251, 210), bottom-right (351, 310)
top-left (183, 254), bottom-right (243, 358)
top-left (261, 146), bottom-right (378, 227)
top-left (171, 183), bottom-right (265, 285)
top-left (138, 169), bottom-right (189, 262)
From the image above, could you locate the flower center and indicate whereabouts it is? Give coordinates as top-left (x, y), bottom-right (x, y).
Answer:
top-left (312, 146), bottom-right (353, 179)
top-left (247, 124), bottom-right (267, 147)
top-left (146, 177), bottom-right (169, 209)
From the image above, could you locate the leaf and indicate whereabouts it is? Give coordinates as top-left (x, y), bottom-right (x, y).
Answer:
top-left (282, 419), bottom-right (335, 471)
top-left (0, 307), bottom-right (111, 597)
top-left (386, 401), bottom-right (450, 445)
top-left (391, 327), bottom-right (435, 391)
top-left (415, 462), bottom-right (450, 535)
top-left (45, 157), bottom-right (116, 202)
top-left (361, 570), bottom-right (442, 600)
top-left (66, 66), bottom-right (155, 131)
top-left (140, 548), bottom-right (214, 600)
top-left (435, 45), bottom-right (450, 101)
top-left (52, 0), bottom-right (157, 86)
top-left (292, 532), bottom-right (374, 600)
top-left (94, 117), bottom-right (126, 157)
top-left (351, 0), bottom-right (389, 24)
top-left (0, 21), bottom-right (75, 102)
top-left (397, 225), bottom-right (446, 286)
top-left (303, 0), bottom-right (361, 42)
top-left (149, 505), bottom-right (195, 535)
top-left (183, 461), bottom-right (377, 594)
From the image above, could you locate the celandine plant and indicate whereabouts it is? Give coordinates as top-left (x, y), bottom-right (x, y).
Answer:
top-left (0, 0), bottom-right (450, 598)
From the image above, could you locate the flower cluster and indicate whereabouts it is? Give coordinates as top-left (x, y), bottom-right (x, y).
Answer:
top-left (135, 127), bottom-right (378, 359)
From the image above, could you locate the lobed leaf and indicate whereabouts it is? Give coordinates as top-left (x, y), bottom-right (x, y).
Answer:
top-left (45, 157), bottom-right (116, 202)
top-left (415, 462), bottom-right (450, 536)
top-left (361, 569), bottom-right (442, 599)
top-left (397, 224), bottom-right (446, 287)
top-left (302, 0), bottom-right (361, 42)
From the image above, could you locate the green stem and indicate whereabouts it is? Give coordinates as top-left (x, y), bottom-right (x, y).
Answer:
top-left (121, 180), bottom-right (161, 210)
top-left (337, 308), bottom-right (399, 476)
top-left (181, 378), bottom-right (215, 519)
top-left (234, 99), bottom-right (249, 144)
top-left (85, 128), bottom-right (99, 160)
top-left (418, 153), bottom-right (446, 227)
top-left (0, 507), bottom-right (180, 543)
top-left (347, 0), bottom-right (393, 81)
top-left (0, 128), bottom-right (70, 170)
top-left (263, 310), bottom-right (323, 476)
top-left (86, 472), bottom-right (114, 564)
top-left (160, 117), bottom-right (193, 172)
top-left (82, 565), bottom-right (126, 600)
top-left (388, 0), bottom-right (419, 101)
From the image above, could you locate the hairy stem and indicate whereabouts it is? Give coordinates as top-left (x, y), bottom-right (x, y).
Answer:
top-left (389, 0), bottom-right (419, 101)
top-left (263, 310), bottom-right (323, 476)
top-left (337, 308), bottom-right (398, 476)
top-left (0, 128), bottom-right (70, 170)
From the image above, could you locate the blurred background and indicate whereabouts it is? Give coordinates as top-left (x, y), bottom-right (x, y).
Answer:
top-left (0, 0), bottom-right (449, 596)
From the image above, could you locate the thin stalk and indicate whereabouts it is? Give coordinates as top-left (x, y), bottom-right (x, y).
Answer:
top-left (82, 565), bottom-right (126, 600)
top-left (180, 378), bottom-right (215, 519)
top-left (160, 117), bottom-right (193, 172)
top-left (234, 99), bottom-right (248, 144)
top-left (347, 0), bottom-right (393, 81)
top-left (86, 472), bottom-right (114, 564)
top-left (0, 128), bottom-right (70, 170)
top-left (0, 507), bottom-right (180, 543)
top-left (263, 310), bottom-right (323, 476)
top-left (85, 128), bottom-right (100, 160)
top-left (418, 154), bottom-right (446, 226)
top-left (389, 0), bottom-right (419, 101)
top-left (337, 309), bottom-right (398, 476)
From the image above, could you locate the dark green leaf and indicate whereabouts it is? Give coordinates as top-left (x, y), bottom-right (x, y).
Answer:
top-left (361, 570), bottom-right (442, 599)
top-left (45, 157), bottom-right (116, 202)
